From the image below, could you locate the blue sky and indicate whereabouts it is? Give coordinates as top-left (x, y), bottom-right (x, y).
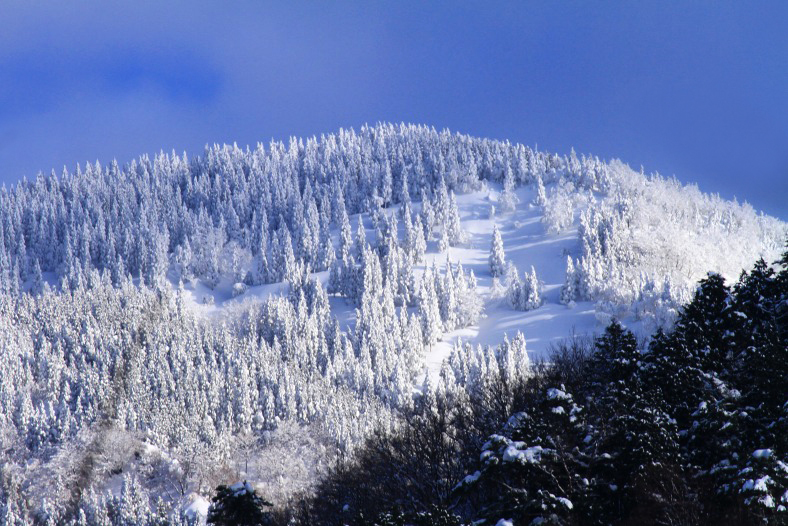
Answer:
top-left (1, 1), bottom-right (786, 217)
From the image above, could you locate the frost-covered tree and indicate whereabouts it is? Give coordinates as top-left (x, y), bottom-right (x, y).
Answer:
top-left (398, 170), bottom-right (411, 212)
top-left (445, 191), bottom-right (464, 246)
top-left (505, 263), bottom-right (523, 310)
top-left (410, 214), bottom-right (427, 264)
top-left (457, 385), bottom-right (584, 526)
top-left (560, 256), bottom-right (576, 305)
top-left (30, 259), bottom-right (44, 296)
top-left (419, 266), bottom-right (443, 345)
top-left (489, 225), bottom-right (506, 278)
top-left (507, 265), bottom-right (541, 311)
top-left (420, 188), bottom-right (435, 242)
top-left (315, 222), bottom-right (335, 272)
top-left (534, 174), bottom-right (547, 207)
top-left (498, 165), bottom-right (518, 213)
top-left (454, 263), bottom-right (483, 328)
top-left (355, 216), bottom-right (367, 259)
top-left (338, 204), bottom-right (353, 264)
top-left (524, 266), bottom-right (541, 310)
top-left (437, 226), bottom-right (450, 254)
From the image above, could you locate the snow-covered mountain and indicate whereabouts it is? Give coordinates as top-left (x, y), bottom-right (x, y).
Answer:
top-left (0, 123), bottom-right (784, 524)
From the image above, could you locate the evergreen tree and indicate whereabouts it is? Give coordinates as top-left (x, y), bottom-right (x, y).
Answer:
top-left (434, 177), bottom-right (450, 227)
top-left (675, 272), bottom-right (735, 373)
top-left (30, 259), bottom-right (44, 296)
top-left (410, 215), bottom-right (427, 264)
top-left (339, 205), bottom-right (353, 264)
top-left (401, 202), bottom-right (415, 256)
top-left (733, 259), bottom-right (785, 420)
top-left (582, 322), bottom-right (682, 524)
top-left (355, 216), bottom-right (367, 259)
top-left (644, 273), bottom-right (735, 430)
top-left (437, 225), bottom-right (450, 253)
top-left (489, 225), bottom-right (506, 278)
top-left (534, 175), bottom-right (547, 207)
top-left (207, 482), bottom-right (273, 526)
top-left (559, 256), bottom-right (576, 305)
top-left (505, 263), bottom-right (523, 310)
top-left (327, 255), bottom-right (343, 295)
top-left (316, 222), bottom-right (335, 272)
top-left (398, 170), bottom-right (411, 211)
top-left (445, 191), bottom-right (464, 246)
top-left (498, 165), bottom-right (518, 213)
top-left (419, 266), bottom-right (443, 345)
top-left (524, 266), bottom-right (541, 310)
top-left (420, 188), bottom-right (435, 241)
top-left (460, 385), bottom-right (585, 526)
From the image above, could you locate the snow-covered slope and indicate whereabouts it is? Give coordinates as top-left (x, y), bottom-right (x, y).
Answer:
top-left (178, 182), bottom-right (599, 379)
top-left (420, 184), bottom-right (598, 376)
top-left (183, 170), bottom-right (783, 380)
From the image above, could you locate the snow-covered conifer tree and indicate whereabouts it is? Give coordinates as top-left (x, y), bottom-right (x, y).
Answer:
top-left (434, 177), bottom-right (450, 227)
top-left (560, 255), bottom-right (577, 305)
top-left (499, 165), bottom-right (519, 213)
top-left (355, 216), bottom-right (367, 258)
top-left (420, 188), bottom-right (435, 241)
top-left (489, 225), bottom-right (506, 278)
top-left (397, 250), bottom-right (417, 306)
top-left (525, 265), bottom-right (542, 310)
top-left (402, 201), bottom-right (415, 253)
top-left (454, 263), bottom-right (484, 327)
top-left (379, 160), bottom-right (393, 207)
top-left (399, 170), bottom-right (411, 212)
top-left (437, 225), bottom-right (450, 253)
top-left (535, 174), bottom-right (547, 207)
top-left (506, 263), bottom-right (524, 310)
top-left (410, 214), bottom-right (427, 263)
top-left (438, 259), bottom-right (458, 330)
top-left (316, 221), bottom-right (335, 272)
top-left (446, 191), bottom-right (464, 246)
top-left (339, 205), bottom-right (353, 263)
top-left (30, 259), bottom-right (44, 296)
top-left (419, 266), bottom-right (443, 345)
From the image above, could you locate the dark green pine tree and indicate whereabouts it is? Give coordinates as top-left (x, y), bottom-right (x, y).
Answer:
top-left (776, 242), bottom-right (788, 343)
top-left (639, 272), bottom-right (740, 522)
top-left (684, 252), bottom-right (788, 523)
top-left (685, 392), bottom-right (745, 517)
top-left (582, 321), bottom-right (684, 525)
top-left (674, 272), bottom-right (736, 373)
top-left (207, 482), bottom-right (273, 526)
top-left (734, 438), bottom-right (788, 524)
top-left (725, 255), bottom-right (788, 522)
top-left (585, 320), bottom-right (640, 384)
top-left (733, 258), bottom-right (787, 425)
top-left (461, 385), bottom-right (586, 526)
top-left (642, 273), bottom-right (736, 431)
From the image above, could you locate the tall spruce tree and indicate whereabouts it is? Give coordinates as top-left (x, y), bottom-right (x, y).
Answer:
top-left (207, 482), bottom-right (273, 526)
top-left (559, 256), bottom-right (576, 305)
top-left (489, 225), bottom-right (506, 278)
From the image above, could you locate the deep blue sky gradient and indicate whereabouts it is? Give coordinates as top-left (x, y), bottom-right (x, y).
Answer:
top-left (1, 1), bottom-right (786, 217)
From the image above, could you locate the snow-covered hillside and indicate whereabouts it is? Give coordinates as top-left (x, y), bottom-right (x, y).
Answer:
top-left (0, 124), bottom-right (784, 524)
top-left (176, 156), bottom-right (783, 379)
top-left (182, 182), bottom-right (600, 377)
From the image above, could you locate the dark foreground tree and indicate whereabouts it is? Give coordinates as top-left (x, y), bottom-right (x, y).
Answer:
top-left (370, 505), bottom-right (466, 526)
top-left (207, 482), bottom-right (273, 526)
